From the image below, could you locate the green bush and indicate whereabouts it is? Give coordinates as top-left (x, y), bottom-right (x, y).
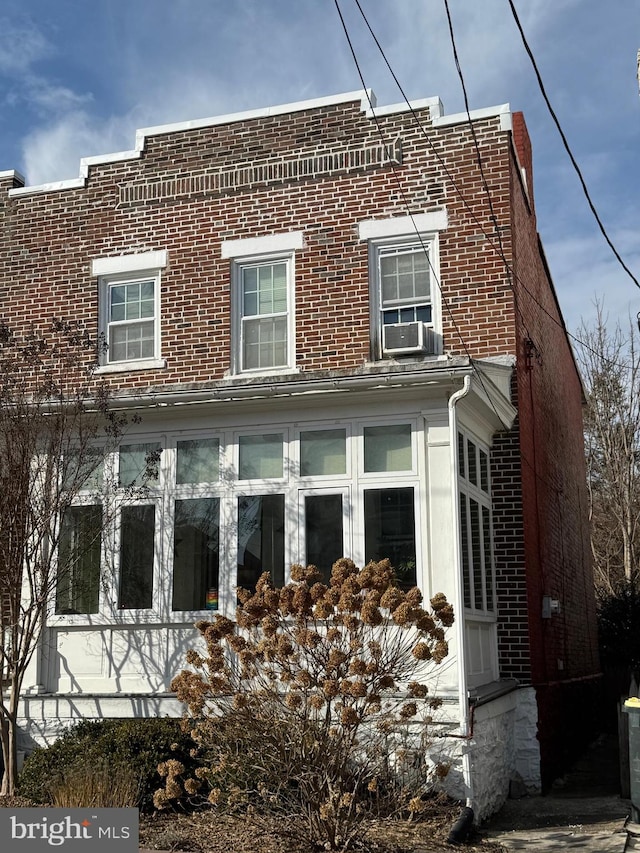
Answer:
top-left (19, 718), bottom-right (197, 812)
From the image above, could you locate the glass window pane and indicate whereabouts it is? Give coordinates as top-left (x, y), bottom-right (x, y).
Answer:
top-left (237, 494), bottom-right (285, 591)
top-left (300, 429), bottom-right (346, 476)
top-left (467, 438), bottom-right (478, 486)
top-left (109, 320), bottom-right (155, 362)
top-left (470, 499), bottom-right (482, 609)
top-left (305, 494), bottom-right (343, 585)
top-left (364, 487), bottom-right (416, 589)
top-left (176, 438), bottom-right (219, 484)
top-left (364, 425), bottom-right (412, 472)
top-left (482, 506), bottom-right (494, 611)
top-left (172, 498), bottom-right (220, 611)
top-left (480, 449), bottom-right (489, 493)
top-left (119, 442), bottom-right (162, 487)
top-left (460, 493), bottom-right (471, 608)
top-left (242, 316), bottom-right (287, 370)
top-left (458, 432), bottom-right (466, 480)
top-left (55, 505), bottom-right (102, 614)
top-left (239, 434), bottom-right (283, 479)
top-left (63, 448), bottom-right (104, 493)
top-left (118, 504), bottom-right (155, 609)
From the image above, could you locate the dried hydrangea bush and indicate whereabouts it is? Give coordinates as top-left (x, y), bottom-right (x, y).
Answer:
top-left (159, 558), bottom-right (454, 851)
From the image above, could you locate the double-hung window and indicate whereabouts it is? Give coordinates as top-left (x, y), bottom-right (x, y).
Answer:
top-left (378, 243), bottom-right (432, 327)
top-left (92, 250), bottom-right (167, 371)
top-left (239, 260), bottom-right (289, 371)
top-left (222, 232), bottom-right (302, 374)
top-left (358, 212), bottom-right (446, 359)
top-left (106, 277), bottom-right (156, 363)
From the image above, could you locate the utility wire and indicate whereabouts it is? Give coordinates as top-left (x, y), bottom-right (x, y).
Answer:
top-left (507, 0), bottom-right (640, 291)
top-left (350, 0), bottom-right (626, 373)
top-left (333, 0), bottom-right (513, 433)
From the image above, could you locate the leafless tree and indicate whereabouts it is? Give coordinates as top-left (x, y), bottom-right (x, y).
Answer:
top-left (576, 304), bottom-right (640, 592)
top-left (0, 320), bottom-right (136, 796)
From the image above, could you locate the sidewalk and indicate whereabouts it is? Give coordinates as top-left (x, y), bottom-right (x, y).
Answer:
top-left (483, 733), bottom-right (631, 852)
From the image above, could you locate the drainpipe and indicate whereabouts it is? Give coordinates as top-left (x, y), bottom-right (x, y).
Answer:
top-left (447, 374), bottom-right (474, 822)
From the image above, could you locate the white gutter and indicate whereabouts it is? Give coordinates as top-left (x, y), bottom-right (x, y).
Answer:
top-left (448, 373), bottom-right (474, 809)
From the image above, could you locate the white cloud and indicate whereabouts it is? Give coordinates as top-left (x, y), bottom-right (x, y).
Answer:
top-left (21, 110), bottom-right (133, 185)
top-left (0, 17), bottom-right (50, 73)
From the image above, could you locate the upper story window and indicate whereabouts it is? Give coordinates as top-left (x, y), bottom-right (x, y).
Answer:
top-left (106, 277), bottom-right (156, 362)
top-left (358, 212), bottom-right (446, 360)
top-left (91, 250), bottom-right (167, 373)
top-left (239, 260), bottom-right (289, 371)
top-left (222, 232), bottom-right (303, 375)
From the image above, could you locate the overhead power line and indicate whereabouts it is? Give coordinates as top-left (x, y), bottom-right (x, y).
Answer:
top-left (506, 0), bottom-right (640, 291)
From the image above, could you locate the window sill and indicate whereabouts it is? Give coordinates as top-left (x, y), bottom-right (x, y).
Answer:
top-left (95, 358), bottom-right (166, 375)
top-left (224, 366), bottom-right (301, 379)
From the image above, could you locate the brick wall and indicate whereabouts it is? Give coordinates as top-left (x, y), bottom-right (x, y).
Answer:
top-left (0, 97), bottom-right (520, 393)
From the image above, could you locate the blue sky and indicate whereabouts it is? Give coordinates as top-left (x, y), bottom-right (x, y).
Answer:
top-left (1, 0), bottom-right (638, 336)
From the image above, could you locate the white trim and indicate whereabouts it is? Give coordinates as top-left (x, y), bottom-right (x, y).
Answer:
top-left (95, 358), bottom-right (166, 375)
top-left (0, 169), bottom-right (25, 183)
top-left (232, 253), bottom-right (296, 374)
top-left (433, 103), bottom-right (512, 131)
top-left (366, 96), bottom-right (443, 120)
top-left (9, 178), bottom-right (85, 197)
top-left (221, 231), bottom-right (304, 259)
top-left (80, 150), bottom-right (141, 177)
top-left (358, 209), bottom-right (448, 241)
top-left (91, 250), bottom-right (168, 277)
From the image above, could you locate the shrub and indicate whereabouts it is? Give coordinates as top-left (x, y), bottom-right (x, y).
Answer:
top-left (598, 579), bottom-right (640, 674)
top-left (19, 717), bottom-right (197, 812)
top-left (160, 559), bottom-right (453, 850)
top-left (49, 760), bottom-right (141, 808)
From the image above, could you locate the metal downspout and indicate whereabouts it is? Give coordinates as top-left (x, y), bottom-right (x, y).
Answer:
top-left (448, 374), bottom-right (474, 810)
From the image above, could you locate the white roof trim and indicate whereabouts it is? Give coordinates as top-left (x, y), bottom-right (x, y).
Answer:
top-left (366, 96), bottom-right (443, 120)
top-left (9, 178), bottom-right (85, 197)
top-left (5, 93), bottom-right (513, 199)
top-left (91, 250), bottom-right (168, 277)
top-left (0, 169), bottom-right (25, 183)
top-left (358, 209), bottom-right (448, 240)
top-left (433, 103), bottom-right (512, 131)
top-left (80, 150), bottom-right (141, 177)
top-left (221, 231), bottom-right (305, 259)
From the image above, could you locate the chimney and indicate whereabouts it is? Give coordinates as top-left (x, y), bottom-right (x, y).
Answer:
top-left (512, 112), bottom-right (534, 214)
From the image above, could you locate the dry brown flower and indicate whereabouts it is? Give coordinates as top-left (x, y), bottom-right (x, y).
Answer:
top-left (405, 587), bottom-right (423, 606)
top-left (349, 658), bottom-right (367, 676)
top-left (412, 642), bottom-right (432, 661)
top-left (340, 707), bottom-right (359, 726)
top-left (408, 681), bottom-right (428, 698)
top-left (399, 701), bottom-right (417, 719)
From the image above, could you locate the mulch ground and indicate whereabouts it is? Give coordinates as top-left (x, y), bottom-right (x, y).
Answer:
top-left (0, 795), bottom-right (505, 852)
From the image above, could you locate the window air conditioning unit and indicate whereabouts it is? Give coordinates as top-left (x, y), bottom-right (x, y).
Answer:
top-left (383, 322), bottom-right (435, 355)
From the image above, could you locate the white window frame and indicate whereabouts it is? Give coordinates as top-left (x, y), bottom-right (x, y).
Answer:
top-left (457, 430), bottom-right (496, 617)
top-left (358, 213), bottom-right (446, 360)
top-left (298, 485), bottom-right (352, 577)
top-left (222, 232), bottom-right (302, 376)
top-left (92, 251), bottom-right (167, 373)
